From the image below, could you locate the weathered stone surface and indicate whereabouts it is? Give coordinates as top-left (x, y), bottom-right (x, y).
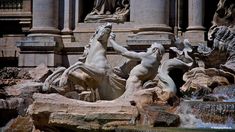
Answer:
top-left (28, 93), bottom-right (137, 131)
top-left (153, 112), bottom-right (180, 127)
top-left (181, 67), bottom-right (235, 99)
top-left (17, 69), bottom-right (31, 80)
top-left (0, 67), bottom-right (19, 79)
top-left (4, 81), bottom-right (42, 97)
top-left (0, 79), bottom-right (18, 88)
top-left (29, 63), bottom-right (52, 82)
top-left (64, 91), bottom-right (80, 100)
top-left (203, 95), bottom-right (218, 102)
top-left (132, 87), bottom-right (176, 106)
top-left (0, 69), bottom-right (42, 127)
top-left (0, 67), bottom-right (20, 88)
top-left (102, 121), bottom-right (130, 130)
top-left (3, 81), bottom-right (43, 116)
top-left (0, 89), bottom-right (7, 99)
top-left (2, 116), bottom-right (34, 132)
top-left (136, 105), bottom-right (180, 127)
top-left (0, 97), bottom-right (23, 126)
top-left (27, 92), bottom-right (180, 131)
top-left (0, 97), bottom-right (23, 110)
top-left (0, 68), bottom-right (32, 88)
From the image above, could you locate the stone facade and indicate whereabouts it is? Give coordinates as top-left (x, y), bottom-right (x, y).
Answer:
top-left (0, 0), bottom-right (219, 68)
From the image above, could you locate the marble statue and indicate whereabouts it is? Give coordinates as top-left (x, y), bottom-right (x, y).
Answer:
top-left (158, 38), bottom-right (194, 94)
top-left (43, 23), bottom-right (126, 100)
top-left (109, 33), bottom-right (165, 99)
top-left (85, 0), bottom-right (130, 23)
top-left (207, 26), bottom-right (235, 73)
top-left (197, 0), bottom-right (235, 73)
top-left (209, 0), bottom-right (235, 31)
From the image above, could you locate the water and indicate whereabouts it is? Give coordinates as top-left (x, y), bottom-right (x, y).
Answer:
top-left (176, 101), bottom-right (235, 129)
top-left (195, 117), bottom-right (235, 129)
top-left (116, 85), bottom-right (235, 131)
top-left (116, 126), bottom-right (235, 132)
top-left (224, 99), bottom-right (235, 102)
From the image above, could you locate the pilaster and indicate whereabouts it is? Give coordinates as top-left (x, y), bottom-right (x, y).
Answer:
top-left (127, 0), bottom-right (173, 47)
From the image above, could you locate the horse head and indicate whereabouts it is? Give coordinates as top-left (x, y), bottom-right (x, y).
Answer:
top-left (95, 23), bottom-right (112, 43)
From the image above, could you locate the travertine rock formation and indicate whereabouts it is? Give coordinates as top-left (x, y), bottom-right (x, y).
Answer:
top-left (181, 67), bottom-right (235, 98)
top-left (28, 63), bottom-right (52, 82)
top-left (27, 92), bottom-right (180, 131)
top-left (27, 93), bottom-right (136, 131)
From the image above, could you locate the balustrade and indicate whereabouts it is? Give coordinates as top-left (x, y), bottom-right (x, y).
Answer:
top-left (0, 0), bottom-right (23, 10)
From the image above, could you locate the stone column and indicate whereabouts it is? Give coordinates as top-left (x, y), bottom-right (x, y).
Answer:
top-left (74, 0), bottom-right (83, 32)
top-left (61, 0), bottom-right (74, 43)
top-left (177, 0), bottom-right (183, 33)
top-left (185, 0), bottom-right (205, 44)
top-left (127, 0), bottom-right (173, 46)
top-left (131, 0), bottom-right (171, 32)
top-left (30, 0), bottom-right (60, 35)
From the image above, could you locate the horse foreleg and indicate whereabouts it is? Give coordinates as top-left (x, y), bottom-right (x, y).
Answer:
top-left (59, 62), bottom-right (105, 87)
top-left (43, 67), bottom-right (66, 92)
top-left (78, 65), bottom-right (106, 81)
top-left (59, 62), bottom-right (83, 87)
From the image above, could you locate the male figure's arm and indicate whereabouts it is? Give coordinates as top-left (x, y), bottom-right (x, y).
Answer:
top-left (109, 33), bottom-right (145, 60)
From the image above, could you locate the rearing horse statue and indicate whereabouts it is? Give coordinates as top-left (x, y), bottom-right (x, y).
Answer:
top-left (43, 23), bottom-right (126, 100)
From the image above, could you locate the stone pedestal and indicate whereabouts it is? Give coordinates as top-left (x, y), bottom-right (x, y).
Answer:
top-left (127, 0), bottom-right (173, 47)
top-left (127, 32), bottom-right (173, 49)
top-left (17, 36), bottom-right (63, 68)
top-left (17, 0), bottom-right (62, 68)
top-left (185, 0), bottom-right (206, 45)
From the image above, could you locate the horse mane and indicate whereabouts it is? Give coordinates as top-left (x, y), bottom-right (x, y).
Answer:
top-left (78, 34), bottom-right (95, 62)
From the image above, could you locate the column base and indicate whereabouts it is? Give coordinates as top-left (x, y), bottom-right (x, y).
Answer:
top-left (185, 30), bottom-right (206, 46)
top-left (133, 24), bottom-right (172, 33)
top-left (17, 36), bottom-right (63, 68)
top-left (127, 31), bottom-right (174, 49)
top-left (62, 35), bottom-right (75, 43)
top-left (187, 26), bottom-right (205, 31)
top-left (30, 27), bottom-right (60, 35)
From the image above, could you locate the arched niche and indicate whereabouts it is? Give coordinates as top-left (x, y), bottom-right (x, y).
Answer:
top-left (76, 0), bottom-right (130, 23)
